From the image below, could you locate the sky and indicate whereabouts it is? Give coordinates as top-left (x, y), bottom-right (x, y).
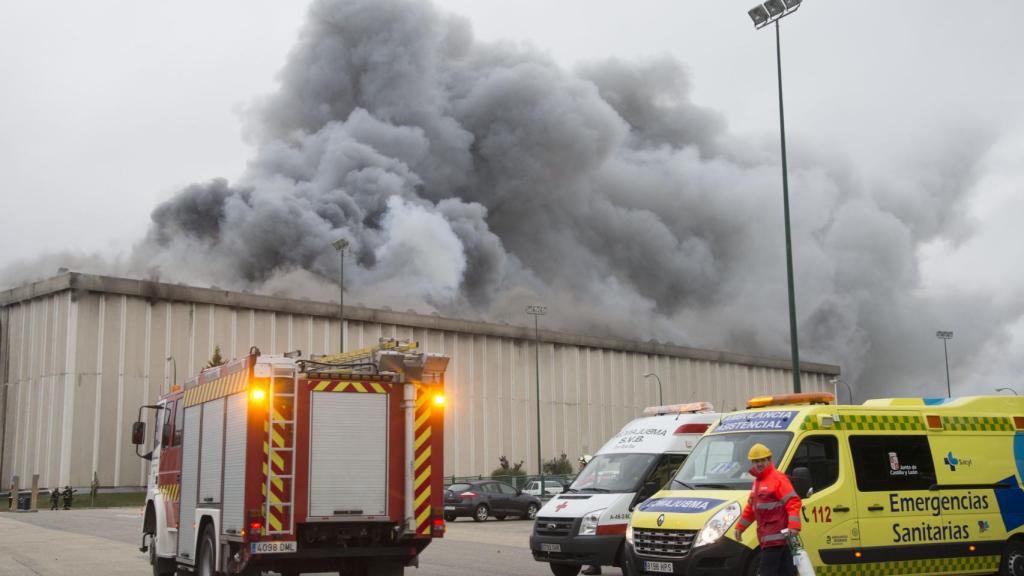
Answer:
top-left (1, 0), bottom-right (1023, 399)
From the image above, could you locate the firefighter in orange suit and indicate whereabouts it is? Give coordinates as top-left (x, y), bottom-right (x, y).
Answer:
top-left (733, 443), bottom-right (801, 576)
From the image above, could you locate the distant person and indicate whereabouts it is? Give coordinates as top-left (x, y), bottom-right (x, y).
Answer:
top-left (50, 488), bottom-right (60, 510)
top-left (61, 485), bottom-right (75, 510)
top-left (733, 444), bottom-right (801, 576)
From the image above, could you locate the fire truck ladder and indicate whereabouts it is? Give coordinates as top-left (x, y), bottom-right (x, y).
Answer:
top-left (265, 366), bottom-right (297, 535)
top-left (305, 338), bottom-right (419, 376)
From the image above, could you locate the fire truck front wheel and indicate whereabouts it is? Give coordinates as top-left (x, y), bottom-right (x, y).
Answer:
top-left (196, 524), bottom-right (217, 576)
top-left (149, 540), bottom-right (175, 576)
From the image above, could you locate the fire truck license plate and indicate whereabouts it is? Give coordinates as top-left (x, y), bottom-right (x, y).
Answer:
top-left (644, 561), bottom-right (674, 573)
top-left (251, 541), bottom-right (297, 554)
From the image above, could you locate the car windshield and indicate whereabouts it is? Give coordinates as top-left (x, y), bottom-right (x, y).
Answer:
top-left (671, 432), bottom-right (793, 490)
top-left (569, 453), bottom-right (658, 493)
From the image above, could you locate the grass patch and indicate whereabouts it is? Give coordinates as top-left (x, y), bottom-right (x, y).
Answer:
top-left (43, 491), bottom-right (146, 509)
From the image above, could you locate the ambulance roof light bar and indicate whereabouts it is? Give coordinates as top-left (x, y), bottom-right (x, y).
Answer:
top-left (746, 392), bottom-right (835, 409)
top-left (643, 402), bottom-right (715, 416)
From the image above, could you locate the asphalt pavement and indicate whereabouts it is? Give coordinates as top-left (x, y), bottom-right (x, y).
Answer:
top-left (0, 508), bottom-right (624, 576)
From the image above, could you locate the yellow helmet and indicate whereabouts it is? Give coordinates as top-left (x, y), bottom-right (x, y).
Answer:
top-left (748, 443), bottom-right (772, 460)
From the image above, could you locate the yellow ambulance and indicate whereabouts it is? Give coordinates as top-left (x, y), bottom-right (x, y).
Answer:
top-left (624, 393), bottom-right (1024, 576)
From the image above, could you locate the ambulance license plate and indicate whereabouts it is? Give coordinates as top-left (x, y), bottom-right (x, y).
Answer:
top-left (541, 543), bottom-right (561, 552)
top-left (251, 541), bottom-right (297, 554)
top-left (644, 560), bottom-right (674, 573)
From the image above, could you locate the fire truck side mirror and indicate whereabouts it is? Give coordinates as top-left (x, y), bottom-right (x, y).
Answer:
top-left (131, 421), bottom-right (146, 446)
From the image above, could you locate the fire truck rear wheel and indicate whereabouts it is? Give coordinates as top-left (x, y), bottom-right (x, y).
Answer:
top-left (197, 525), bottom-right (217, 576)
top-left (473, 504), bottom-right (490, 522)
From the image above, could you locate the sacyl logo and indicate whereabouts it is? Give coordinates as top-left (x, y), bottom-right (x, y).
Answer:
top-left (944, 451), bottom-right (973, 471)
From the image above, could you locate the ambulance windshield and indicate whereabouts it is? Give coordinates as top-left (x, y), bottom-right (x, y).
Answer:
top-left (670, 432), bottom-right (792, 490)
top-left (568, 453), bottom-right (658, 493)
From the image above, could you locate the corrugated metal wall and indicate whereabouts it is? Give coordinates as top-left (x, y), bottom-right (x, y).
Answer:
top-left (0, 278), bottom-right (835, 488)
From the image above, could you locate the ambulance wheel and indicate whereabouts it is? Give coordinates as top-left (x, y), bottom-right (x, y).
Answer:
top-left (743, 549), bottom-right (761, 576)
top-left (197, 525), bottom-right (217, 576)
top-left (473, 504), bottom-right (490, 522)
top-left (149, 538), bottom-right (175, 576)
top-left (1001, 539), bottom-right (1024, 576)
top-left (525, 503), bottom-right (539, 520)
top-left (549, 563), bottom-right (581, 576)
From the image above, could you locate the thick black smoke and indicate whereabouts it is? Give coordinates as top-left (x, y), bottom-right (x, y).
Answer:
top-left (19, 0), bottom-right (1024, 399)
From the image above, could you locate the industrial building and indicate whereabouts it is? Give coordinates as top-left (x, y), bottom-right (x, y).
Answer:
top-left (0, 273), bottom-right (838, 489)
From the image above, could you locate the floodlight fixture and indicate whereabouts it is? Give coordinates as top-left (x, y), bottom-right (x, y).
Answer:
top-left (748, 5), bottom-right (770, 27)
top-left (764, 0), bottom-right (786, 17)
top-left (749, 0), bottom-right (801, 29)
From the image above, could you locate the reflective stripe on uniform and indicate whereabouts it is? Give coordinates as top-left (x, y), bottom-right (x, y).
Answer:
top-left (788, 516), bottom-right (801, 523)
top-left (780, 491), bottom-right (797, 504)
top-left (762, 532), bottom-right (787, 542)
top-left (737, 518), bottom-right (751, 527)
top-left (755, 501), bottom-right (784, 510)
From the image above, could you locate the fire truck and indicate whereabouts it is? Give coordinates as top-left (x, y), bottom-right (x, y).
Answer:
top-left (131, 339), bottom-right (448, 576)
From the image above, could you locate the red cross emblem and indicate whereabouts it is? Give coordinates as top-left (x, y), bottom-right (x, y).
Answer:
top-left (555, 502), bottom-right (569, 512)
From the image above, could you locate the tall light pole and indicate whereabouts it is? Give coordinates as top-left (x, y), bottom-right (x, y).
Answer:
top-left (332, 238), bottom-right (349, 353)
top-left (829, 377), bottom-right (854, 405)
top-left (165, 356), bottom-right (176, 395)
top-left (526, 305), bottom-right (547, 493)
top-left (748, 0), bottom-right (803, 393)
top-left (936, 331), bottom-right (953, 398)
top-left (996, 387), bottom-right (1019, 396)
top-left (643, 373), bottom-right (663, 406)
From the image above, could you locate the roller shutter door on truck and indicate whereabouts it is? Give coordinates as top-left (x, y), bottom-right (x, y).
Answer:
top-left (199, 398), bottom-right (225, 505)
top-left (222, 393), bottom-right (248, 534)
top-left (309, 392), bottom-right (388, 518)
top-left (178, 406), bottom-right (201, 558)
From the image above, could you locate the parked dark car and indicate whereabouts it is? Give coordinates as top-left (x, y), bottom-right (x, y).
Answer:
top-left (444, 480), bottom-right (542, 522)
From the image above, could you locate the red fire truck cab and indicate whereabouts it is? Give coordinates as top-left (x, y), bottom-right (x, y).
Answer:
top-left (132, 339), bottom-right (447, 576)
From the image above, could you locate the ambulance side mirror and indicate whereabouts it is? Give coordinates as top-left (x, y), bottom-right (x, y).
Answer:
top-left (789, 467), bottom-right (813, 498)
top-left (131, 422), bottom-right (146, 446)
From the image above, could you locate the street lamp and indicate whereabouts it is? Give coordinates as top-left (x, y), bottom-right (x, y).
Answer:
top-left (332, 238), bottom-right (349, 353)
top-left (996, 387), bottom-right (1019, 396)
top-left (936, 331), bottom-right (953, 398)
top-left (165, 356), bottom-right (177, 395)
top-left (829, 377), bottom-right (854, 405)
top-left (748, 0), bottom-right (803, 393)
top-left (643, 373), bottom-right (664, 406)
top-left (526, 305), bottom-right (547, 493)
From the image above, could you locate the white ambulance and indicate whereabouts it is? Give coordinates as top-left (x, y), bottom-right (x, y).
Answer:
top-left (530, 403), bottom-right (718, 576)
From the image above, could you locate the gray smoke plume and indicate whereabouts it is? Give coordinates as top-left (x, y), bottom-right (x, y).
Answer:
top-left (12, 0), bottom-right (1024, 400)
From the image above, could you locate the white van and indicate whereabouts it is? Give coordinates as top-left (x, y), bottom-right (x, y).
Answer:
top-left (523, 479), bottom-right (567, 497)
top-left (530, 403), bottom-right (718, 576)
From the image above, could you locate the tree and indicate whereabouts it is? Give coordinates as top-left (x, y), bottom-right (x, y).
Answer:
top-left (490, 455), bottom-right (526, 479)
top-left (206, 345), bottom-right (225, 368)
top-left (543, 453), bottom-right (573, 475)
